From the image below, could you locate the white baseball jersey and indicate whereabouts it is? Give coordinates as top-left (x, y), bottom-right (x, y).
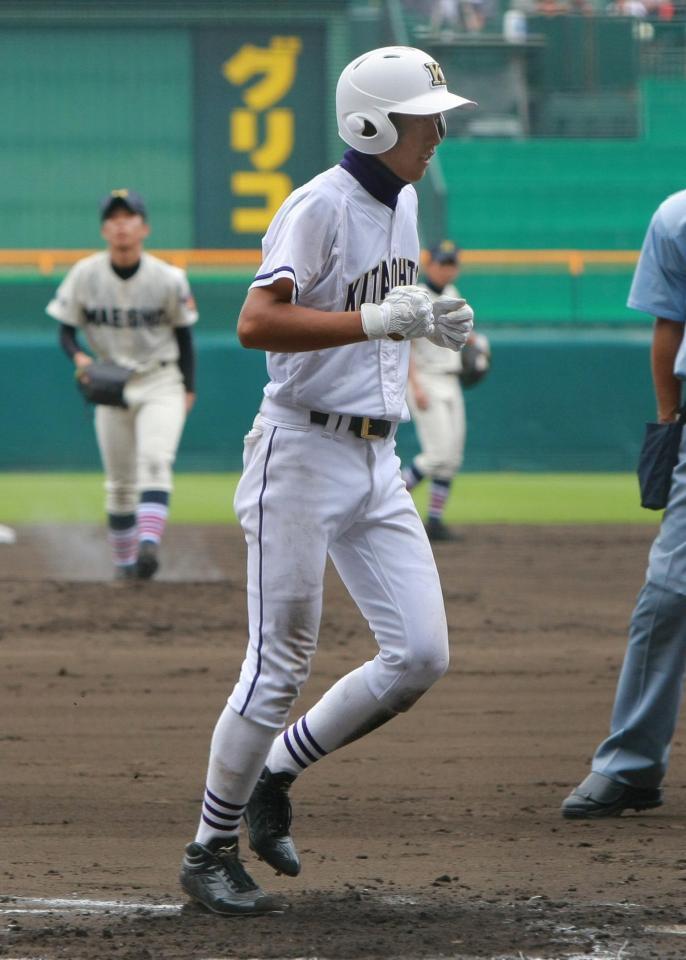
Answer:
top-left (413, 281), bottom-right (462, 375)
top-left (251, 163), bottom-right (421, 421)
top-left (46, 251), bottom-right (198, 371)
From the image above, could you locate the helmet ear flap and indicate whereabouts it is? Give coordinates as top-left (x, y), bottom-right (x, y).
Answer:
top-left (339, 109), bottom-right (399, 154)
top-left (348, 113), bottom-right (377, 138)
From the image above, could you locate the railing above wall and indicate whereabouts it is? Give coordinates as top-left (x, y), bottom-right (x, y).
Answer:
top-left (457, 250), bottom-right (639, 275)
top-left (0, 248), bottom-right (640, 276)
top-left (0, 249), bottom-right (263, 274)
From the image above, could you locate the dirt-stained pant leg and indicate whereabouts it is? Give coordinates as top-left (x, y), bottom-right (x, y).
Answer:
top-left (230, 419), bottom-right (354, 728)
top-left (262, 428), bottom-right (450, 773)
top-left (329, 440), bottom-right (449, 713)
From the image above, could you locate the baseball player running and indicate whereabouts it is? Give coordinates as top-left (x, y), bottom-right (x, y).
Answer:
top-left (561, 189), bottom-right (686, 818)
top-left (179, 46), bottom-right (477, 916)
top-left (403, 240), bottom-right (469, 541)
top-left (48, 189), bottom-right (197, 580)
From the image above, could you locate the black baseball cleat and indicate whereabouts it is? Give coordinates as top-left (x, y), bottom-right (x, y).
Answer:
top-left (179, 837), bottom-right (287, 916)
top-left (136, 540), bottom-right (159, 580)
top-left (113, 563), bottom-right (137, 581)
top-left (425, 517), bottom-right (458, 542)
top-left (244, 767), bottom-right (301, 877)
top-left (561, 772), bottom-right (663, 819)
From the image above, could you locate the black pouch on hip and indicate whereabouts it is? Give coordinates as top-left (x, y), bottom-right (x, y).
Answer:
top-left (637, 406), bottom-right (686, 510)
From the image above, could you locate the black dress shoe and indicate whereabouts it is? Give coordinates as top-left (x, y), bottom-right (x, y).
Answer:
top-left (561, 771), bottom-right (663, 819)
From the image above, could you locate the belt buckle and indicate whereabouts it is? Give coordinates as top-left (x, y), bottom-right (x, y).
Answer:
top-left (360, 416), bottom-right (383, 440)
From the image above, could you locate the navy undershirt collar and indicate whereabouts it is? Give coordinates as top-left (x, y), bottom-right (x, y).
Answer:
top-left (111, 259), bottom-right (141, 280)
top-left (340, 148), bottom-right (408, 210)
top-left (424, 277), bottom-right (444, 295)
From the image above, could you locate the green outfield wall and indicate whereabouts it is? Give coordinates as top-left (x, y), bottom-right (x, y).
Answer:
top-left (1, 270), bottom-right (657, 472)
top-left (1, 325), bottom-right (655, 473)
top-left (0, 3), bottom-right (684, 250)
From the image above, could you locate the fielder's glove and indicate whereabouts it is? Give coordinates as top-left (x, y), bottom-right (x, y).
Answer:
top-left (427, 297), bottom-right (474, 352)
top-left (459, 332), bottom-right (491, 389)
top-left (75, 361), bottom-right (133, 407)
top-left (360, 285), bottom-right (435, 342)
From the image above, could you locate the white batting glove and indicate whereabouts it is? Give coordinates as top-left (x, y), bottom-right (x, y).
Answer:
top-left (427, 297), bottom-right (474, 351)
top-left (360, 285), bottom-right (435, 341)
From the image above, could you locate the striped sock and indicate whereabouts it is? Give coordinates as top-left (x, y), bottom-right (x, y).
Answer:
top-left (428, 478), bottom-right (451, 520)
top-left (107, 513), bottom-right (137, 569)
top-left (402, 462), bottom-right (424, 491)
top-left (266, 713), bottom-right (328, 776)
top-left (197, 787), bottom-right (245, 842)
top-left (137, 490), bottom-right (169, 545)
top-left (266, 667), bottom-right (395, 778)
top-left (194, 704), bottom-right (277, 847)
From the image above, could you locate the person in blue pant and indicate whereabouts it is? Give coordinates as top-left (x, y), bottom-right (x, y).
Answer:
top-left (562, 189), bottom-right (686, 818)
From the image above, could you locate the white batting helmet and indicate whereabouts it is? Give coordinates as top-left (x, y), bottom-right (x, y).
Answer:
top-left (336, 46), bottom-right (476, 155)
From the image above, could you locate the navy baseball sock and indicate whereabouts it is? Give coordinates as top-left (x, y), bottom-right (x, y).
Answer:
top-left (402, 462), bottom-right (424, 491)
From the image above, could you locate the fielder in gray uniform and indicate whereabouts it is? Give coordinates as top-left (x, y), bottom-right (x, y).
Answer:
top-left (403, 240), bottom-right (468, 541)
top-left (48, 189), bottom-right (198, 580)
top-left (179, 46), bottom-right (477, 916)
top-left (562, 189), bottom-right (686, 818)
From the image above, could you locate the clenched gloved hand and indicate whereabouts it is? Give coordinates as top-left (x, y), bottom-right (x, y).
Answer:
top-left (427, 297), bottom-right (474, 351)
top-left (360, 285), bottom-right (435, 342)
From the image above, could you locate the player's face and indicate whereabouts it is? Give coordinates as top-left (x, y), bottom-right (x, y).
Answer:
top-left (101, 209), bottom-right (150, 254)
top-left (426, 259), bottom-right (460, 288)
top-left (380, 114), bottom-right (444, 183)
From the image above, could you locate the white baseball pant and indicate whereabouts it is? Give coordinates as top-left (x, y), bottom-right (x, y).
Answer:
top-left (95, 364), bottom-right (186, 514)
top-left (229, 407), bottom-right (450, 729)
top-left (408, 370), bottom-right (465, 481)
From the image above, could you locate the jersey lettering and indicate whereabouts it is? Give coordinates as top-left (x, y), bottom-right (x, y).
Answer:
top-left (83, 307), bottom-right (169, 329)
top-left (343, 257), bottom-right (417, 311)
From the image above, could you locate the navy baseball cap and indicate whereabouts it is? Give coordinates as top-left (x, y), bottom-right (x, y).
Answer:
top-left (99, 188), bottom-right (147, 221)
top-left (429, 240), bottom-right (460, 265)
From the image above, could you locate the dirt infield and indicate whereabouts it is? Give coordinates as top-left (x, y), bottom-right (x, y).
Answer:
top-left (2, 522), bottom-right (686, 959)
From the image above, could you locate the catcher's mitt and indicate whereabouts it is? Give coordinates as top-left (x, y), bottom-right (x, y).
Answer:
top-left (75, 361), bottom-right (133, 407)
top-left (458, 333), bottom-right (491, 389)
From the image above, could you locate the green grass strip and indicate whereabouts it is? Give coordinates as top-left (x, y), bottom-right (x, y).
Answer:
top-left (0, 472), bottom-right (661, 525)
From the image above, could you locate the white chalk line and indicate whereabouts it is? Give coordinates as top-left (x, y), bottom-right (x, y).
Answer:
top-left (0, 896), bottom-right (182, 916)
top-left (645, 924), bottom-right (686, 936)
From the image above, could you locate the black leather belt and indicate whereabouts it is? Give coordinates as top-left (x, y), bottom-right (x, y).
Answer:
top-left (310, 410), bottom-right (392, 440)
